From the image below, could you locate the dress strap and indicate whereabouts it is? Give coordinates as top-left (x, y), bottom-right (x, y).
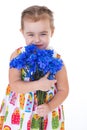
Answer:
top-left (16, 47), bottom-right (22, 54)
top-left (56, 53), bottom-right (61, 58)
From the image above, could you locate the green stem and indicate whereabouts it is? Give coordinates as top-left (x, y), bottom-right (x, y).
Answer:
top-left (32, 68), bottom-right (47, 130)
top-left (39, 117), bottom-right (44, 130)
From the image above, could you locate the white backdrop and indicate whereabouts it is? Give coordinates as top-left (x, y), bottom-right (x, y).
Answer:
top-left (0, 0), bottom-right (87, 130)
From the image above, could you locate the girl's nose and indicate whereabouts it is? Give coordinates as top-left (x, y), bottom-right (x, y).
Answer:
top-left (34, 35), bottom-right (40, 43)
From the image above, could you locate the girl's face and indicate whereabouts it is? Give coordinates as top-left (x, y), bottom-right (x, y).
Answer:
top-left (21, 19), bottom-right (54, 49)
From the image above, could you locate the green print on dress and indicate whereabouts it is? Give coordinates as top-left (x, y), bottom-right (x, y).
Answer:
top-left (31, 114), bottom-right (40, 130)
top-left (4, 107), bottom-right (8, 122)
top-left (52, 111), bottom-right (59, 130)
top-left (19, 113), bottom-right (25, 130)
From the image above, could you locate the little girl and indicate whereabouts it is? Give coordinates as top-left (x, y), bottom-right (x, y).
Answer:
top-left (0, 5), bottom-right (69, 130)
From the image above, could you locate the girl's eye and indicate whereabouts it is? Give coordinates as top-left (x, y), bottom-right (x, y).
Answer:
top-left (28, 34), bottom-right (34, 37)
top-left (41, 33), bottom-right (47, 36)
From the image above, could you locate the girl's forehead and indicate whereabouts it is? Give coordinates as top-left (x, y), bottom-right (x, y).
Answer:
top-left (23, 17), bottom-right (50, 24)
top-left (23, 19), bottom-right (51, 29)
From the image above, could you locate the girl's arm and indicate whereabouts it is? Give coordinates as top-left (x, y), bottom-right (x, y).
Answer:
top-left (48, 64), bottom-right (69, 110)
top-left (9, 51), bottom-right (57, 94)
top-left (37, 64), bottom-right (69, 116)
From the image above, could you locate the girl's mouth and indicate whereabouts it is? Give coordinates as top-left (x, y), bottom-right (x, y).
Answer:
top-left (36, 44), bottom-right (44, 49)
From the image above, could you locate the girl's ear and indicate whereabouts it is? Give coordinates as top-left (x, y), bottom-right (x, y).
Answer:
top-left (20, 28), bottom-right (23, 33)
top-left (20, 29), bottom-right (24, 36)
top-left (51, 27), bottom-right (55, 37)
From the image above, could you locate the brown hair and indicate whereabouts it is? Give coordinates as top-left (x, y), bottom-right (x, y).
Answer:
top-left (21, 5), bottom-right (54, 30)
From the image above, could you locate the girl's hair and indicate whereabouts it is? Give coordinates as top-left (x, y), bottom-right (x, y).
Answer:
top-left (21, 5), bottom-right (54, 29)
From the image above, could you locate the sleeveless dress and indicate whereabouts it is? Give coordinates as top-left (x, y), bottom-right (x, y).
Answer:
top-left (0, 47), bottom-right (65, 130)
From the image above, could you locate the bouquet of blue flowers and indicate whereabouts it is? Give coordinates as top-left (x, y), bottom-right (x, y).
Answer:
top-left (10, 44), bottom-right (63, 129)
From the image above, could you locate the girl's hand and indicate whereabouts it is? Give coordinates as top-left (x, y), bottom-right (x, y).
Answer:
top-left (36, 103), bottom-right (51, 117)
top-left (38, 73), bottom-right (57, 91)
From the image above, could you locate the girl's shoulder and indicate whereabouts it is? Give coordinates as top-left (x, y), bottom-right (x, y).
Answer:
top-left (56, 53), bottom-right (61, 59)
top-left (53, 50), bottom-right (61, 59)
top-left (10, 47), bottom-right (23, 61)
top-left (48, 46), bottom-right (61, 59)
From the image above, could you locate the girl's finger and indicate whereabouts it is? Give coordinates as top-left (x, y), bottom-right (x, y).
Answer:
top-left (45, 72), bottom-right (50, 78)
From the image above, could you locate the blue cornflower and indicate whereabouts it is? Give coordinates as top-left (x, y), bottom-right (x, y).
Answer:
top-left (10, 44), bottom-right (63, 80)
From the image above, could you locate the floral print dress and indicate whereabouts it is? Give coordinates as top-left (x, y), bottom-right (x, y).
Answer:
top-left (0, 47), bottom-right (65, 130)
